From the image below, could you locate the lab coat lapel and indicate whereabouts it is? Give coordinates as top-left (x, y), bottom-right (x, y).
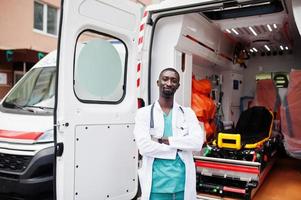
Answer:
top-left (154, 101), bottom-right (164, 137)
top-left (172, 101), bottom-right (179, 136)
top-left (153, 100), bottom-right (179, 137)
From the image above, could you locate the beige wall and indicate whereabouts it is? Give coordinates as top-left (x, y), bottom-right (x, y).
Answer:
top-left (0, 0), bottom-right (157, 53)
top-left (0, 0), bottom-right (60, 53)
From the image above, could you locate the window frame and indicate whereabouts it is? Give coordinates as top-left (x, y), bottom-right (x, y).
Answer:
top-left (73, 29), bottom-right (129, 105)
top-left (33, 1), bottom-right (60, 36)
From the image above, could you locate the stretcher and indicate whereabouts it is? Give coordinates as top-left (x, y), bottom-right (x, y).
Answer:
top-left (195, 106), bottom-right (282, 200)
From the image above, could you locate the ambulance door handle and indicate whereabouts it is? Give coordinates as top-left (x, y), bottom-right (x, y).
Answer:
top-left (56, 142), bottom-right (64, 157)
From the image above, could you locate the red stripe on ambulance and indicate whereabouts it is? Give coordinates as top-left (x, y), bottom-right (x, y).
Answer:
top-left (137, 62), bottom-right (141, 72)
top-left (0, 129), bottom-right (43, 140)
top-left (140, 24), bottom-right (145, 32)
top-left (138, 37), bottom-right (143, 45)
top-left (136, 11), bottom-right (148, 91)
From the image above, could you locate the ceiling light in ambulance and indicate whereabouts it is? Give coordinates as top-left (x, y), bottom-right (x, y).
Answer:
top-left (285, 46), bottom-right (289, 50)
top-left (280, 45), bottom-right (284, 50)
top-left (231, 28), bottom-right (239, 35)
top-left (264, 45), bottom-right (271, 51)
top-left (249, 27), bottom-right (257, 36)
top-left (273, 24), bottom-right (277, 29)
top-left (267, 24), bottom-right (273, 32)
top-left (226, 29), bottom-right (231, 34)
top-left (253, 48), bottom-right (258, 52)
top-left (250, 49), bottom-right (254, 53)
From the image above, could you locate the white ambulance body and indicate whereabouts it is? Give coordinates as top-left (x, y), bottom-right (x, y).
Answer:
top-left (0, 51), bottom-right (56, 198)
top-left (56, 0), bottom-right (301, 199)
top-left (0, 39), bottom-right (129, 198)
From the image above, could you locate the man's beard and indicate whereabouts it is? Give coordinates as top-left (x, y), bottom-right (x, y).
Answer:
top-left (162, 89), bottom-right (174, 98)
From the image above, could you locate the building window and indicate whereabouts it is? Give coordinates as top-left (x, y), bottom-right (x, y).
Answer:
top-left (34, 1), bottom-right (58, 35)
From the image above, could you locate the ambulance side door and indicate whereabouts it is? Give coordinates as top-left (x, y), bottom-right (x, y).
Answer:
top-left (55, 0), bottom-right (141, 199)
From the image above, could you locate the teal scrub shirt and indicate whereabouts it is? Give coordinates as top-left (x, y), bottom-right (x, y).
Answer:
top-left (151, 111), bottom-right (186, 196)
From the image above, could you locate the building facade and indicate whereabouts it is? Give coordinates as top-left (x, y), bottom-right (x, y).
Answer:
top-left (0, 0), bottom-right (60, 98)
top-left (0, 0), bottom-right (156, 99)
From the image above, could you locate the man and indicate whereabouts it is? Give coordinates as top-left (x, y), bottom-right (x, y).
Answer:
top-left (134, 68), bottom-right (204, 200)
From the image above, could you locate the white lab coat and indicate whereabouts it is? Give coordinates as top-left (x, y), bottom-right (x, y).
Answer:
top-left (134, 101), bottom-right (204, 200)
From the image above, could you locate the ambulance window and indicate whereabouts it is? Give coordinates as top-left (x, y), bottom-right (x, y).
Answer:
top-left (74, 31), bottom-right (127, 103)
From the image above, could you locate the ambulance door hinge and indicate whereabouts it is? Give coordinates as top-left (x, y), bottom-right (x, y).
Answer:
top-left (54, 121), bottom-right (69, 132)
top-left (146, 15), bottom-right (153, 26)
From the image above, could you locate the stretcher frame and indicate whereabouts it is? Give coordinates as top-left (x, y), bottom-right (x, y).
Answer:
top-left (194, 108), bottom-right (281, 200)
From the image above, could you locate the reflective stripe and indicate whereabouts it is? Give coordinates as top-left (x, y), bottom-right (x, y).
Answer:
top-left (136, 11), bottom-right (148, 91)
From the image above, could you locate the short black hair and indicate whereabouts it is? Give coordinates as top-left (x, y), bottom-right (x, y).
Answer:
top-left (159, 68), bottom-right (180, 82)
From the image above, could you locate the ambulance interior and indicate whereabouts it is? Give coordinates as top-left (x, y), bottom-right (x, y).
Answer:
top-left (149, 0), bottom-right (301, 198)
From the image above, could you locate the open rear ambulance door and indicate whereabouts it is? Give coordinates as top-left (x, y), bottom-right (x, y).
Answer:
top-left (55, 0), bottom-right (142, 199)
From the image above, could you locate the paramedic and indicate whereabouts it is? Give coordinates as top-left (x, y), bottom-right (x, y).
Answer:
top-left (134, 68), bottom-right (204, 200)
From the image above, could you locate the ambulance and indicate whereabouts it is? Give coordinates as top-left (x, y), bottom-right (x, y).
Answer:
top-left (30, 0), bottom-right (301, 199)
top-left (0, 51), bottom-right (56, 198)
top-left (0, 40), bottom-right (126, 199)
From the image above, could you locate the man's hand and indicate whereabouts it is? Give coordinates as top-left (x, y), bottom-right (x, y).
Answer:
top-left (158, 137), bottom-right (169, 145)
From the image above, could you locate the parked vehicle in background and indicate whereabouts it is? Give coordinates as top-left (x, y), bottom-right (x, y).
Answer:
top-left (0, 51), bottom-right (56, 199)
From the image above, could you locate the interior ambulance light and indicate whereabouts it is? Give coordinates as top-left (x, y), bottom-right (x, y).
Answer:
top-left (285, 46), bottom-right (289, 50)
top-left (264, 45), bottom-right (270, 51)
top-left (226, 29), bottom-right (231, 33)
top-left (280, 45), bottom-right (284, 50)
top-left (273, 24), bottom-right (277, 29)
top-left (267, 24), bottom-right (273, 32)
top-left (249, 27), bottom-right (257, 36)
top-left (250, 49), bottom-right (254, 53)
top-left (253, 48), bottom-right (258, 52)
top-left (231, 28), bottom-right (239, 35)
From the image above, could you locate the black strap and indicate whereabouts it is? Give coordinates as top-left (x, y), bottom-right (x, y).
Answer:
top-left (150, 103), bottom-right (184, 129)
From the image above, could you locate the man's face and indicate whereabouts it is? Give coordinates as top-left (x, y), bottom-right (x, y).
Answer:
top-left (157, 70), bottom-right (180, 98)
